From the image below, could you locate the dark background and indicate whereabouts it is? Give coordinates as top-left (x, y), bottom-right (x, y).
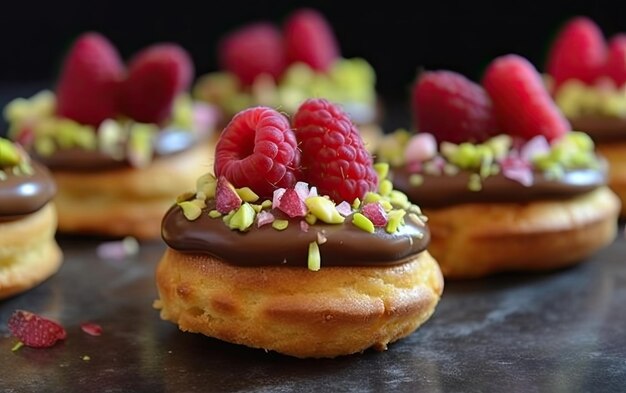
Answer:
top-left (0, 0), bottom-right (625, 108)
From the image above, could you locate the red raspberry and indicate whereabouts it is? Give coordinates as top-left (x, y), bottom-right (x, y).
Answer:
top-left (284, 8), bottom-right (339, 72)
top-left (56, 32), bottom-right (125, 126)
top-left (120, 44), bottom-right (194, 124)
top-left (412, 70), bottom-right (500, 144)
top-left (604, 34), bottom-right (626, 87)
top-left (8, 310), bottom-right (67, 348)
top-left (214, 107), bottom-right (300, 197)
top-left (218, 23), bottom-right (287, 85)
top-left (293, 98), bottom-right (377, 203)
top-left (546, 17), bottom-right (607, 88)
top-left (483, 54), bottom-right (570, 141)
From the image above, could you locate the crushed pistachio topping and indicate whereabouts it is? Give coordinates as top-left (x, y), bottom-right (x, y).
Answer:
top-left (177, 167), bottom-right (427, 269)
top-left (0, 137), bottom-right (34, 178)
top-left (194, 58), bottom-right (376, 120)
top-left (378, 129), bottom-right (601, 191)
top-left (0, 138), bottom-right (21, 167)
top-left (554, 79), bottom-right (626, 118)
top-left (3, 91), bottom-right (200, 166)
top-left (307, 241), bottom-right (321, 271)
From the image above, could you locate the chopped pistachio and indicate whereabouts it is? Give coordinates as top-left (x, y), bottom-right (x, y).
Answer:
top-left (351, 198), bottom-right (361, 210)
top-left (386, 210), bottom-right (406, 233)
top-left (260, 200), bottom-right (273, 210)
top-left (11, 341), bottom-right (24, 352)
top-left (407, 213), bottom-right (425, 226)
top-left (308, 241), bottom-right (321, 272)
top-left (34, 137), bottom-right (56, 156)
top-left (250, 204), bottom-right (263, 213)
top-left (409, 174), bottom-right (424, 186)
top-left (443, 164), bottom-right (459, 176)
top-left (236, 187), bottom-right (259, 203)
top-left (389, 190), bottom-right (410, 209)
top-left (272, 219), bottom-right (289, 231)
top-left (304, 196), bottom-right (345, 224)
top-left (128, 123), bottom-right (156, 168)
top-left (196, 173), bottom-right (217, 198)
top-left (176, 191), bottom-right (195, 204)
top-left (178, 200), bottom-right (204, 221)
top-left (0, 138), bottom-right (21, 166)
top-left (228, 203), bottom-right (256, 231)
top-left (352, 213), bottom-right (375, 233)
top-left (373, 162), bottom-right (389, 181)
top-left (305, 213), bottom-right (317, 225)
top-left (208, 210), bottom-right (222, 218)
top-left (379, 179), bottom-right (393, 196)
top-left (468, 173), bottom-right (483, 191)
top-left (379, 199), bottom-right (393, 212)
top-left (222, 211), bottom-right (235, 225)
top-left (363, 191), bottom-right (382, 204)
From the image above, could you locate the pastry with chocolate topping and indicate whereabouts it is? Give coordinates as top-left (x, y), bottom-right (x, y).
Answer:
top-left (546, 16), bottom-right (626, 216)
top-left (4, 32), bottom-right (217, 239)
top-left (0, 138), bottom-right (62, 299)
top-left (377, 54), bottom-right (620, 279)
top-left (154, 99), bottom-right (443, 358)
top-left (193, 8), bottom-right (382, 153)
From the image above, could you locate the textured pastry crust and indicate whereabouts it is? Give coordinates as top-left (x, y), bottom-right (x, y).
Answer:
top-left (426, 187), bottom-right (620, 279)
top-left (52, 142), bottom-right (214, 239)
top-left (596, 142), bottom-right (626, 217)
top-left (155, 249), bottom-right (443, 358)
top-left (0, 203), bottom-right (62, 299)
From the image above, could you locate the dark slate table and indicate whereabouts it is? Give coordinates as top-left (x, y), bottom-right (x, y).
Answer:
top-left (1, 230), bottom-right (625, 393)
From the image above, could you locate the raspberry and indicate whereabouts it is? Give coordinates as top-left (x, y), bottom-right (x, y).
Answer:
top-left (8, 310), bottom-right (67, 348)
top-left (546, 17), bottom-right (606, 88)
top-left (218, 23), bottom-right (287, 85)
top-left (120, 44), bottom-right (193, 124)
top-left (483, 54), bottom-right (570, 141)
top-left (284, 8), bottom-right (339, 72)
top-left (412, 70), bottom-right (500, 144)
top-left (56, 32), bottom-right (125, 126)
top-left (215, 107), bottom-right (300, 197)
top-left (604, 34), bottom-right (626, 87)
top-left (293, 98), bottom-right (377, 203)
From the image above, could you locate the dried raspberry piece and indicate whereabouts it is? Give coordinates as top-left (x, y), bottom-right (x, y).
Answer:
top-left (546, 17), bottom-right (606, 88)
top-left (284, 8), bottom-right (339, 72)
top-left (293, 98), bottom-right (377, 203)
top-left (215, 176), bottom-right (242, 214)
top-left (80, 322), bottom-right (103, 337)
top-left (8, 310), bottom-right (66, 348)
top-left (483, 54), bottom-right (570, 141)
top-left (277, 188), bottom-right (307, 218)
top-left (215, 107), bottom-right (300, 197)
top-left (412, 70), bottom-right (499, 144)
top-left (361, 203), bottom-right (388, 227)
top-left (218, 23), bottom-right (286, 85)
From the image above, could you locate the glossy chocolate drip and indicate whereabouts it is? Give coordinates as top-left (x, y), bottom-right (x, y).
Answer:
top-left (569, 116), bottom-right (626, 143)
top-left (37, 129), bottom-right (199, 171)
top-left (392, 166), bottom-right (605, 209)
top-left (0, 162), bottom-right (56, 221)
top-left (162, 203), bottom-right (429, 267)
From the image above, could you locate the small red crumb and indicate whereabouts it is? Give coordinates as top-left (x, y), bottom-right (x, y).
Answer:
top-left (361, 203), bottom-right (388, 226)
top-left (80, 322), bottom-right (103, 337)
top-left (8, 310), bottom-right (66, 348)
top-left (215, 176), bottom-right (242, 214)
top-left (278, 188), bottom-right (307, 217)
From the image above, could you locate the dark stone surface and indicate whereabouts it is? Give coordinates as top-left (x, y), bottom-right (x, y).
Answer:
top-left (1, 230), bottom-right (625, 393)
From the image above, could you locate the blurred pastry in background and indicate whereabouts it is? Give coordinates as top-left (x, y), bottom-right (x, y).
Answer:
top-left (4, 32), bottom-right (217, 239)
top-left (193, 8), bottom-right (382, 152)
top-left (0, 137), bottom-right (62, 298)
top-left (546, 16), bottom-right (626, 216)
top-left (377, 54), bottom-right (620, 279)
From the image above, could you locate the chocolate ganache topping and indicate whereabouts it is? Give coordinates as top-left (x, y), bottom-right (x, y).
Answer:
top-left (0, 161), bottom-right (56, 221)
top-left (392, 166), bottom-right (606, 209)
top-left (162, 203), bottom-right (429, 267)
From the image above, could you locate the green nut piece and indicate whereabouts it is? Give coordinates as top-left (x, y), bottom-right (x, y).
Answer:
top-left (305, 213), bottom-right (317, 225)
top-left (304, 196), bottom-right (345, 224)
top-left (260, 200), bottom-right (273, 210)
top-left (352, 213), bottom-right (375, 233)
top-left (389, 190), bottom-right (410, 209)
top-left (228, 203), bottom-right (256, 231)
top-left (196, 173), bottom-right (217, 199)
top-left (250, 204), bottom-right (263, 213)
top-left (34, 137), bottom-right (55, 157)
top-left (308, 241), bottom-right (321, 272)
top-left (566, 131), bottom-right (594, 151)
top-left (485, 135), bottom-right (513, 159)
top-left (272, 219), bottom-right (289, 231)
top-left (379, 179), bottom-right (393, 196)
top-left (178, 200), bottom-right (205, 221)
top-left (176, 191), bottom-right (195, 203)
top-left (386, 209), bottom-right (406, 233)
top-left (468, 173), bottom-right (483, 191)
top-left (236, 187), bottom-right (259, 203)
top-left (373, 162), bottom-right (389, 181)
top-left (0, 138), bottom-right (21, 166)
top-left (352, 198), bottom-right (361, 210)
top-left (363, 191), bottom-right (382, 204)
top-left (208, 210), bottom-right (222, 218)
top-left (409, 174), bottom-right (424, 186)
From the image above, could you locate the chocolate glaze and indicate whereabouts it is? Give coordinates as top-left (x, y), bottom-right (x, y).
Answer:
top-left (0, 162), bottom-right (56, 221)
top-left (569, 116), bottom-right (626, 143)
top-left (37, 129), bottom-right (199, 171)
top-left (392, 167), bottom-right (606, 209)
top-left (162, 202), bottom-right (429, 267)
